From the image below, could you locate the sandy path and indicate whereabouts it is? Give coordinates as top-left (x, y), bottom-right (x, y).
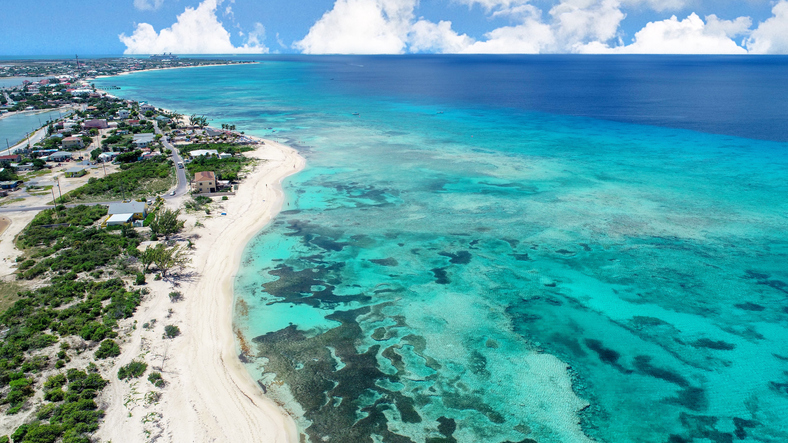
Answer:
top-left (96, 140), bottom-right (304, 442)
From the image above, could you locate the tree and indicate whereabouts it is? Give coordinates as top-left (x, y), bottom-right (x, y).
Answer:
top-left (149, 208), bottom-right (184, 240)
top-left (140, 246), bottom-right (157, 272)
top-left (151, 244), bottom-right (189, 278)
top-left (90, 148), bottom-right (102, 161)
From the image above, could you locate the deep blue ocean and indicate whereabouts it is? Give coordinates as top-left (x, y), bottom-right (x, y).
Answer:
top-left (96, 56), bottom-right (788, 443)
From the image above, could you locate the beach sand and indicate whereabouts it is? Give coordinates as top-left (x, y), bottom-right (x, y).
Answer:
top-left (95, 139), bottom-right (304, 442)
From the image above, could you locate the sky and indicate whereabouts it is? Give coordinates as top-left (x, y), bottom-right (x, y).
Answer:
top-left (1, 0), bottom-right (787, 55)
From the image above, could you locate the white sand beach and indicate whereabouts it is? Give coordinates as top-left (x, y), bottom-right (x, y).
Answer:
top-left (95, 139), bottom-right (304, 442)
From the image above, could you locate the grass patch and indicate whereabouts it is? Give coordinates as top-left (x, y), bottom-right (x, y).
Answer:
top-left (0, 198), bottom-right (24, 207)
top-left (0, 280), bottom-right (24, 313)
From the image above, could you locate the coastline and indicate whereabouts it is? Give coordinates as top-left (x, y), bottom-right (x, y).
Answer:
top-left (95, 138), bottom-right (305, 442)
top-left (92, 61), bottom-right (257, 81)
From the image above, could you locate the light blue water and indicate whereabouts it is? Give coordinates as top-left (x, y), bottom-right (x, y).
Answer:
top-left (96, 58), bottom-right (788, 443)
top-left (0, 77), bottom-right (47, 88)
top-left (0, 109), bottom-right (63, 150)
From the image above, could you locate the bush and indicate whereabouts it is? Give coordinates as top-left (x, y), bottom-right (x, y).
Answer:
top-left (163, 325), bottom-right (180, 339)
top-left (135, 272), bottom-right (146, 285)
top-left (117, 361), bottom-right (147, 380)
top-left (147, 372), bottom-right (165, 388)
top-left (94, 340), bottom-right (121, 360)
top-left (168, 291), bottom-right (183, 302)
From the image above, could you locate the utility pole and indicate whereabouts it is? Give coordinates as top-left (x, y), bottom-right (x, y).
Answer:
top-left (56, 176), bottom-right (63, 204)
top-left (75, 55), bottom-right (82, 78)
top-left (51, 186), bottom-right (58, 216)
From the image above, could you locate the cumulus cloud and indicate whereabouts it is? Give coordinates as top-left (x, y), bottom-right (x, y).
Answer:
top-left (296, 0), bottom-right (788, 55)
top-left (579, 13), bottom-right (749, 54)
top-left (409, 20), bottom-right (474, 53)
top-left (120, 0), bottom-right (268, 54)
top-left (295, 0), bottom-right (416, 54)
top-left (134, 0), bottom-right (165, 11)
top-left (747, 0), bottom-right (788, 54)
top-left (461, 16), bottom-right (555, 53)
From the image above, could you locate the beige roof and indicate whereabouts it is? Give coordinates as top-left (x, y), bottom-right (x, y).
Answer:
top-left (194, 171), bottom-right (215, 182)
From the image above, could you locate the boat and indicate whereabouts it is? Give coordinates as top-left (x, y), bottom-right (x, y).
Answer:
top-left (352, 112), bottom-right (360, 116)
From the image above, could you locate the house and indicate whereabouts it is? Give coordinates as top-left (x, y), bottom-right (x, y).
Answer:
top-left (83, 119), bottom-right (108, 129)
top-left (189, 149), bottom-right (218, 158)
top-left (218, 153), bottom-right (233, 159)
top-left (98, 152), bottom-right (119, 163)
top-left (133, 133), bottom-right (155, 148)
top-left (0, 155), bottom-right (22, 163)
top-left (105, 213), bottom-right (134, 227)
top-left (118, 109), bottom-right (131, 119)
top-left (0, 180), bottom-right (22, 190)
top-left (64, 166), bottom-right (88, 178)
top-left (127, 119), bottom-right (141, 127)
top-left (62, 137), bottom-right (84, 149)
top-left (48, 151), bottom-right (73, 162)
top-left (155, 115), bottom-right (171, 124)
top-left (107, 201), bottom-right (147, 220)
top-left (193, 171), bottom-right (216, 193)
top-left (205, 128), bottom-right (224, 137)
top-left (140, 104), bottom-right (156, 113)
top-left (12, 163), bottom-right (34, 172)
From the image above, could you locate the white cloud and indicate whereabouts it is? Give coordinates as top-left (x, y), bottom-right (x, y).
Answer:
top-left (579, 13), bottom-right (749, 54)
top-left (120, 0), bottom-right (268, 54)
top-left (296, 0), bottom-right (788, 55)
top-left (461, 16), bottom-right (555, 53)
top-left (134, 0), bottom-right (164, 11)
top-left (620, 0), bottom-right (686, 13)
top-left (747, 0), bottom-right (788, 54)
top-left (409, 20), bottom-right (474, 53)
top-left (294, 0), bottom-right (417, 54)
top-left (550, 0), bottom-right (625, 47)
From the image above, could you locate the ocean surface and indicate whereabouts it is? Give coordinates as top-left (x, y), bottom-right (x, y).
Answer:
top-left (96, 56), bottom-right (788, 443)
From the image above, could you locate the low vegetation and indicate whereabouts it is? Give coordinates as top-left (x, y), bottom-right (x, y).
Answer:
top-left (186, 155), bottom-right (251, 181)
top-left (58, 157), bottom-right (174, 203)
top-left (117, 361), bottom-right (148, 380)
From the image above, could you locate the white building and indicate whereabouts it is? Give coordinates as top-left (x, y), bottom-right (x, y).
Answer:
top-left (189, 149), bottom-right (218, 158)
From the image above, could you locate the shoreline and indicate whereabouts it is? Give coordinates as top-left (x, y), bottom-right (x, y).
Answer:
top-left (95, 137), bottom-right (305, 441)
top-left (92, 61), bottom-right (257, 81)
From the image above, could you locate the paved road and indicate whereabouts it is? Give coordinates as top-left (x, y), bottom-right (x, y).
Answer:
top-left (155, 125), bottom-right (189, 199)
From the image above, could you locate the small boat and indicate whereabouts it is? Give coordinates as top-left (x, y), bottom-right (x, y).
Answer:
top-left (437, 111), bottom-right (444, 114)
top-left (352, 112), bottom-right (360, 116)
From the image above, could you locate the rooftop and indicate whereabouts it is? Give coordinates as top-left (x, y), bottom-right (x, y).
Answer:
top-left (194, 171), bottom-right (216, 182)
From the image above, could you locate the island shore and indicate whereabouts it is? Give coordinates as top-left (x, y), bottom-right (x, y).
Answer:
top-left (95, 138), bottom-right (304, 442)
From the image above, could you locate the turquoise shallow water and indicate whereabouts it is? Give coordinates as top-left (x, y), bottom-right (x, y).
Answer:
top-left (96, 59), bottom-right (788, 443)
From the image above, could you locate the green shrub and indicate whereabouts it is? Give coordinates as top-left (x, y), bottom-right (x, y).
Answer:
top-left (94, 340), bottom-right (121, 360)
top-left (163, 325), bottom-right (180, 339)
top-left (168, 291), bottom-right (183, 302)
top-left (135, 272), bottom-right (146, 285)
top-left (117, 361), bottom-right (147, 380)
top-left (147, 372), bottom-right (164, 388)
top-left (43, 374), bottom-right (66, 390)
